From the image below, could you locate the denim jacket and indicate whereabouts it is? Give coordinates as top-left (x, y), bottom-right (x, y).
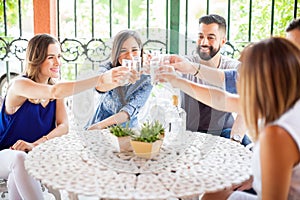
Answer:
top-left (85, 62), bottom-right (152, 128)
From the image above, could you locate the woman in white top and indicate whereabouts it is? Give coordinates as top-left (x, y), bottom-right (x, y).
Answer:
top-left (156, 37), bottom-right (300, 199)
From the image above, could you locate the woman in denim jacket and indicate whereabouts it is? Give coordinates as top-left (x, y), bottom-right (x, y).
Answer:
top-left (86, 30), bottom-right (152, 129)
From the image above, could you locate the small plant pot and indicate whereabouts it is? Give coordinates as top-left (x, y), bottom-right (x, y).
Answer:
top-left (108, 134), bottom-right (133, 153)
top-left (130, 139), bottom-right (163, 159)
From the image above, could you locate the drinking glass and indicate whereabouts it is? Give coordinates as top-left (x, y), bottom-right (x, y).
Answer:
top-left (122, 59), bottom-right (132, 69)
top-left (149, 50), bottom-right (161, 85)
top-left (132, 56), bottom-right (142, 73)
top-left (120, 59), bottom-right (132, 85)
top-left (160, 54), bottom-right (170, 65)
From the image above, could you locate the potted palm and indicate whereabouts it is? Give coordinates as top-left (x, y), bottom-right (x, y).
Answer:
top-left (130, 120), bottom-right (165, 159)
top-left (109, 124), bottom-right (135, 152)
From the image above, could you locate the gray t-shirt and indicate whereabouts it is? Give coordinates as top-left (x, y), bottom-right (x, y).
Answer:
top-left (182, 55), bottom-right (240, 134)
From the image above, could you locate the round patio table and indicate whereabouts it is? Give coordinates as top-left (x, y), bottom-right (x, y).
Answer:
top-left (25, 129), bottom-right (252, 200)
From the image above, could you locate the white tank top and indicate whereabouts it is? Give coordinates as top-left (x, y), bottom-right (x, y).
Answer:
top-left (252, 100), bottom-right (300, 199)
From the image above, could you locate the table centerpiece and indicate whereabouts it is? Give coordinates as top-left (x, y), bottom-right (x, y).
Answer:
top-left (130, 120), bottom-right (164, 159)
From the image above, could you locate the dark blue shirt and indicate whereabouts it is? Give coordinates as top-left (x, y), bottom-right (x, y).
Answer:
top-left (0, 98), bottom-right (56, 150)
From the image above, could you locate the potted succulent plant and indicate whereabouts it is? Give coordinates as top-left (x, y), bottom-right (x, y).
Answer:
top-left (109, 124), bottom-right (135, 152)
top-left (130, 120), bottom-right (165, 159)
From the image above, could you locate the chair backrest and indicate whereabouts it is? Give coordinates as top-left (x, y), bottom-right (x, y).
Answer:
top-left (0, 179), bottom-right (8, 198)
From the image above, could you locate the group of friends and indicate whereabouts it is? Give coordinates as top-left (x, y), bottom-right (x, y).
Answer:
top-left (0, 14), bottom-right (300, 200)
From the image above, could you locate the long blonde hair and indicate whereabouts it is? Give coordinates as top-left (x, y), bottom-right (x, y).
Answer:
top-left (239, 37), bottom-right (300, 140)
top-left (25, 34), bottom-right (60, 85)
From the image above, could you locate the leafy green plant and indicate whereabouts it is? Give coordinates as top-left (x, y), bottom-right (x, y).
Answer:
top-left (132, 121), bottom-right (164, 143)
top-left (109, 124), bottom-right (135, 137)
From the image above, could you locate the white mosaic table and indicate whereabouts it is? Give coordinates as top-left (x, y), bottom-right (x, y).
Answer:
top-left (25, 129), bottom-right (252, 200)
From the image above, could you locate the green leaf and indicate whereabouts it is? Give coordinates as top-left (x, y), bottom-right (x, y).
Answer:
top-left (133, 120), bottom-right (164, 143)
top-left (109, 123), bottom-right (135, 137)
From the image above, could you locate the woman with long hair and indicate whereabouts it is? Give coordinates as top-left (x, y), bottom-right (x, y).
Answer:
top-left (157, 37), bottom-right (300, 199)
top-left (0, 33), bottom-right (129, 199)
top-left (86, 30), bottom-right (152, 130)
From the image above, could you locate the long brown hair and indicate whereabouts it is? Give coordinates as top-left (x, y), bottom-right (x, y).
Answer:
top-left (111, 30), bottom-right (142, 67)
top-left (25, 34), bottom-right (60, 85)
top-left (239, 37), bottom-right (300, 140)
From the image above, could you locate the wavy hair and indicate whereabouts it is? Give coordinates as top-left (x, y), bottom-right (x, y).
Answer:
top-left (239, 37), bottom-right (300, 140)
top-left (25, 33), bottom-right (60, 85)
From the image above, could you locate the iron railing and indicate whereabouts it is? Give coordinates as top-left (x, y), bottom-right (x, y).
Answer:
top-left (0, 0), bottom-right (299, 96)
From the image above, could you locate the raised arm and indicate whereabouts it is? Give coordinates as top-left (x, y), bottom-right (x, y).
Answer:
top-left (165, 54), bottom-right (226, 88)
top-left (95, 66), bottom-right (139, 92)
top-left (156, 66), bottom-right (240, 113)
top-left (9, 70), bottom-right (120, 99)
top-left (172, 76), bottom-right (239, 113)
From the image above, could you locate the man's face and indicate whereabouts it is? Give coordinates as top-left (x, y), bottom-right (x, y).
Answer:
top-left (196, 23), bottom-right (226, 61)
top-left (286, 29), bottom-right (300, 48)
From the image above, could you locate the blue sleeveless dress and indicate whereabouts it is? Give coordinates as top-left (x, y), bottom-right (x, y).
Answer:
top-left (0, 98), bottom-right (56, 150)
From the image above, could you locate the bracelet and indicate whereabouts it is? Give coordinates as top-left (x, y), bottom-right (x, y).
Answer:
top-left (43, 136), bottom-right (49, 141)
top-left (193, 64), bottom-right (201, 76)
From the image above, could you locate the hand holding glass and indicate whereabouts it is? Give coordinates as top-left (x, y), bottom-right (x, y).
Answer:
top-left (119, 59), bottom-right (132, 85)
top-left (132, 56), bottom-right (142, 78)
top-left (149, 50), bottom-right (161, 85)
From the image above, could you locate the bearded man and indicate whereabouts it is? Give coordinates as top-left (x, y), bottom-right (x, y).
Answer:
top-left (182, 14), bottom-right (240, 138)
top-left (286, 18), bottom-right (300, 48)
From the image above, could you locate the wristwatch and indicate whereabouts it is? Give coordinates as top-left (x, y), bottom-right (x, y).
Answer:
top-left (231, 134), bottom-right (242, 143)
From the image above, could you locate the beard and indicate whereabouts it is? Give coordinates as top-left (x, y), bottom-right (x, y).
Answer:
top-left (196, 45), bottom-right (221, 61)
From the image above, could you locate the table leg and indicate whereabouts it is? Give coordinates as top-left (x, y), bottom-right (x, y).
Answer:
top-left (68, 192), bottom-right (79, 200)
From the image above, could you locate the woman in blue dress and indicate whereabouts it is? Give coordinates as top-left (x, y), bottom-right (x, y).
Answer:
top-left (86, 30), bottom-right (152, 130)
top-left (0, 33), bottom-right (129, 199)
